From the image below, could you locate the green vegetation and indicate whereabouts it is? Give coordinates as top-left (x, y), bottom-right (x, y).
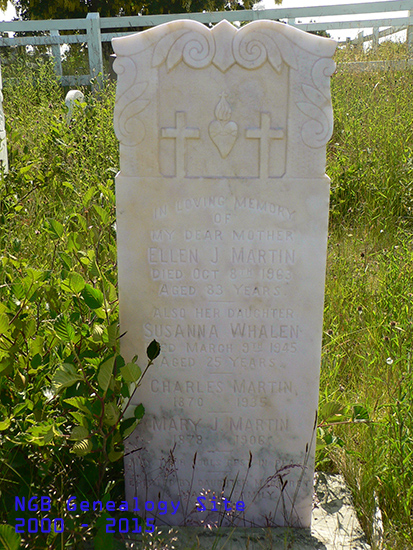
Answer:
top-left (0, 41), bottom-right (412, 549)
top-left (319, 40), bottom-right (413, 549)
top-left (0, 58), bottom-right (161, 550)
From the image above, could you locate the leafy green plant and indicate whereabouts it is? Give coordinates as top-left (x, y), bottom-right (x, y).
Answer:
top-left (0, 253), bottom-right (160, 548)
top-left (0, 60), bottom-right (157, 546)
top-left (316, 399), bottom-right (370, 467)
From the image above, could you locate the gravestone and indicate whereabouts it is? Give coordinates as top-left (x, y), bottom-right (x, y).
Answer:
top-left (65, 89), bottom-right (85, 123)
top-left (113, 19), bottom-right (336, 528)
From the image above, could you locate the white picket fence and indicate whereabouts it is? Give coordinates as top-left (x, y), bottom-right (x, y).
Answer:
top-left (0, 0), bottom-right (412, 87)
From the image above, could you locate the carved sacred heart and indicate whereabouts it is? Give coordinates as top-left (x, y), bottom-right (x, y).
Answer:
top-left (209, 120), bottom-right (238, 159)
top-left (209, 92), bottom-right (238, 159)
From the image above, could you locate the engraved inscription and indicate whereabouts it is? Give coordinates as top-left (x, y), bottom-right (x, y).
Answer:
top-left (144, 323), bottom-right (219, 338)
top-left (148, 247), bottom-right (199, 263)
top-left (231, 247), bottom-right (295, 264)
top-left (232, 229), bottom-right (294, 241)
top-left (139, 189), bottom-right (304, 487)
top-left (229, 417), bottom-right (289, 432)
top-left (151, 380), bottom-right (224, 393)
top-left (233, 380), bottom-right (293, 394)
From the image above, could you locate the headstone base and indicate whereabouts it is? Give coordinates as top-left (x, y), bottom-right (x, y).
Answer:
top-left (111, 473), bottom-right (371, 550)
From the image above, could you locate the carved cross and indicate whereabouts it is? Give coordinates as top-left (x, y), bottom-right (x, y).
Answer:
top-left (246, 112), bottom-right (284, 179)
top-left (161, 111), bottom-right (200, 178)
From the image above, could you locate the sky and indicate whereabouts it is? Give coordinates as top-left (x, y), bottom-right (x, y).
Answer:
top-left (1, 1), bottom-right (14, 19)
top-left (0, 0), bottom-right (408, 43)
top-left (261, 0), bottom-right (408, 43)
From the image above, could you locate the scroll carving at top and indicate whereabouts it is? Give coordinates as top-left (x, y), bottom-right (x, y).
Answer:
top-left (296, 57), bottom-right (336, 148)
top-left (152, 25), bottom-right (215, 71)
top-left (113, 56), bottom-right (150, 146)
top-left (233, 22), bottom-right (298, 72)
top-left (150, 20), bottom-right (305, 73)
top-left (112, 19), bottom-right (337, 175)
top-left (151, 20), bottom-right (301, 73)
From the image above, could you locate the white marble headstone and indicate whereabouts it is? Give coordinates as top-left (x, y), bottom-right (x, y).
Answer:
top-left (113, 20), bottom-right (336, 528)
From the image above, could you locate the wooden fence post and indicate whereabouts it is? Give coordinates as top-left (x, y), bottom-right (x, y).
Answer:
top-left (50, 30), bottom-right (63, 78)
top-left (86, 13), bottom-right (103, 88)
top-left (408, 11), bottom-right (413, 52)
top-left (372, 27), bottom-right (379, 50)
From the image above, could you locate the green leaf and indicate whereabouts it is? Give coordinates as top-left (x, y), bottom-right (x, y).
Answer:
top-left (0, 417), bottom-right (11, 431)
top-left (120, 362), bottom-right (142, 384)
top-left (82, 187), bottom-right (96, 206)
top-left (104, 323), bottom-right (118, 347)
top-left (46, 218), bottom-right (64, 239)
top-left (58, 251), bottom-right (73, 270)
top-left (92, 324), bottom-right (105, 342)
top-left (72, 439), bottom-right (92, 456)
top-left (134, 403), bottom-right (145, 420)
top-left (82, 284), bottom-right (104, 309)
top-left (14, 370), bottom-right (26, 391)
top-left (120, 417), bottom-right (138, 439)
top-left (68, 411), bottom-right (86, 425)
top-left (31, 335), bottom-right (44, 356)
top-left (25, 319), bottom-right (36, 338)
top-left (352, 404), bottom-right (369, 422)
top-left (0, 313), bottom-right (9, 334)
top-left (89, 259), bottom-right (100, 279)
top-left (97, 356), bottom-right (115, 393)
top-left (106, 283), bottom-right (117, 303)
top-left (64, 397), bottom-right (92, 415)
top-left (319, 402), bottom-right (348, 423)
top-left (147, 339), bottom-right (161, 361)
top-left (121, 382), bottom-right (130, 399)
top-left (94, 512), bottom-right (114, 550)
top-left (13, 403), bottom-right (27, 416)
top-left (69, 272), bottom-right (85, 293)
top-left (27, 422), bottom-right (55, 445)
top-left (52, 363), bottom-right (82, 393)
top-left (19, 164), bottom-right (32, 175)
top-left (30, 354), bottom-right (42, 369)
top-left (62, 272), bottom-right (86, 295)
top-left (104, 402), bottom-right (120, 426)
top-left (93, 204), bottom-right (110, 225)
top-left (115, 355), bottom-right (125, 371)
top-left (316, 427), bottom-right (345, 451)
top-left (11, 282), bottom-right (25, 301)
top-left (0, 523), bottom-right (21, 550)
top-left (55, 315), bottom-right (75, 342)
top-left (108, 450), bottom-right (123, 463)
top-left (67, 232), bottom-right (82, 252)
top-left (70, 426), bottom-right (89, 440)
top-left (0, 359), bottom-right (12, 377)
top-left (26, 268), bottom-right (46, 282)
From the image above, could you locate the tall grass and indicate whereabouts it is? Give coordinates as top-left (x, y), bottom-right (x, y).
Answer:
top-left (320, 41), bottom-right (413, 549)
top-left (0, 42), bottom-right (412, 548)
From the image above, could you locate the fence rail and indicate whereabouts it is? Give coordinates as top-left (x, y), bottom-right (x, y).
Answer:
top-left (0, 0), bottom-right (412, 87)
